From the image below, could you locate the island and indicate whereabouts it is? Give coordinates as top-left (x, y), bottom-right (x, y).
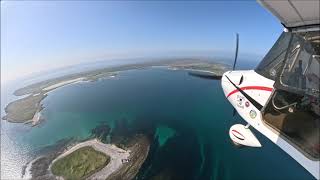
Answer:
top-left (51, 145), bottom-right (110, 179)
top-left (27, 134), bottom-right (150, 180)
top-left (2, 58), bottom-right (229, 124)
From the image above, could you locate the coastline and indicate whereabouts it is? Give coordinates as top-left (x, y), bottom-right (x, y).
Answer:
top-left (2, 59), bottom-right (229, 125)
top-left (22, 156), bottom-right (42, 179)
top-left (42, 77), bottom-right (85, 91)
top-left (24, 111), bottom-right (43, 126)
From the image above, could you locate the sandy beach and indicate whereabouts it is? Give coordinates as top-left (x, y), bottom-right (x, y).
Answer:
top-left (43, 77), bottom-right (85, 91)
top-left (31, 111), bottom-right (42, 126)
top-left (50, 139), bottom-right (130, 180)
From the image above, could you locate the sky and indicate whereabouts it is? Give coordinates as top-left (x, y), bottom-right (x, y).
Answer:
top-left (1, 1), bottom-right (283, 83)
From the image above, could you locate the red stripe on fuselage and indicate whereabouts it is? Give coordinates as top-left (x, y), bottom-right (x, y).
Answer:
top-left (227, 86), bottom-right (273, 98)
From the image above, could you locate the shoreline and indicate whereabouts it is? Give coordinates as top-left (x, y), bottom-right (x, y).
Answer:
top-left (42, 77), bottom-right (85, 91)
top-left (21, 156), bottom-right (42, 179)
top-left (24, 111), bottom-right (43, 126)
top-left (2, 59), bottom-right (228, 125)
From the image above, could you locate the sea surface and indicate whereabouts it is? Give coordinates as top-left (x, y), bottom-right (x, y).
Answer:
top-left (1, 64), bottom-right (314, 179)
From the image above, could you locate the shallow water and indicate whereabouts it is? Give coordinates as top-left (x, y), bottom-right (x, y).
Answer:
top-left (1, 67), bottom-right (313, 179)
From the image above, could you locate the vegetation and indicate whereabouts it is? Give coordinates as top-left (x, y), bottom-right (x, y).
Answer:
top-left (2, 93), bottom-right (46, 123)
top-left (51, 146), bottom-right (110, 180)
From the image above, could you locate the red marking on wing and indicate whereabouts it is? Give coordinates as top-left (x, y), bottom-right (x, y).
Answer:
top-left (227, 86), bottom-right (273, 98)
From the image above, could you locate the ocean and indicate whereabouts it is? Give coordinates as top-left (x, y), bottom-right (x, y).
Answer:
top-left (0, 64), bottom-right (313, 179)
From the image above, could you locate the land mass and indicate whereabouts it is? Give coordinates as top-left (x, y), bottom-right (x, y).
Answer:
top-left (2, 93), bottom-right (47, 124)
top-left (51, 146), bottom-right (110, 180)
top-left (2, 58), bottom-right (229, 124)
top-left (28, 135), bottom-right (150, 180)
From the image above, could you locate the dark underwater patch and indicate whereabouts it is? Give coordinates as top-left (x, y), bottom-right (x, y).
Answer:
top-left (136, 127), bottom-right (202, 180)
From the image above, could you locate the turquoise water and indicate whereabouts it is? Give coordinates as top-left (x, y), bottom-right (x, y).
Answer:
top-left (155, 125), bottom-right (176, 147)
top-left (1, 68), bottom-right (313, 179)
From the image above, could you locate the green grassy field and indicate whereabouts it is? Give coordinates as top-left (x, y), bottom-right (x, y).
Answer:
top-left (51, 146), bottom-right (110, 180)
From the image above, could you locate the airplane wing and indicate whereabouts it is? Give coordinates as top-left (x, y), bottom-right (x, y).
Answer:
top-left (258, 0), bottom-right (320, 28)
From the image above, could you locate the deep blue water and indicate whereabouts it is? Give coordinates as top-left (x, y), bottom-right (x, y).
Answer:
top-left (1, 66), bottom-right (314, 179)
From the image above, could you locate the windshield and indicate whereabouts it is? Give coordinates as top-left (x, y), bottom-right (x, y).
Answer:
top-left (256, 30), bottom-right (320, 97)
top-left (280, 30), bottom-right (320, 97)
top-left (256, 32), bottom-right (292, 80)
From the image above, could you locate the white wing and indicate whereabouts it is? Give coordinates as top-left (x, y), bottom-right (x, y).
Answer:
top-left (258, 0), bottom-right (320, 28)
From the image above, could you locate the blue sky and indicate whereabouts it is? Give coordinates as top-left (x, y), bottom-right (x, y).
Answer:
top-left (1, 1), bottom-right (282, 82)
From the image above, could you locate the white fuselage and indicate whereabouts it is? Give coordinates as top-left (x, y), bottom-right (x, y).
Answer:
top-left (221, 70), bottom-right (320, 179)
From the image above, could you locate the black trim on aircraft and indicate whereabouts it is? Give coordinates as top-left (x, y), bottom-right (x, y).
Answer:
top-left (225, 75), bottom-right (263, 111)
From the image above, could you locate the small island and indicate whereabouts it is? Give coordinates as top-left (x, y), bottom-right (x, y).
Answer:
top-left (27, 134), bottom-right (150, 180)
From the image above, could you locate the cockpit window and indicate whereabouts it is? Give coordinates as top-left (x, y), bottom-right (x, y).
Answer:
top-left (256, 32), bottom-right (292, 80)
top-left (256, 30), bottom-right (320, 96)
top-left (280, 31), bottom-right (320, 97)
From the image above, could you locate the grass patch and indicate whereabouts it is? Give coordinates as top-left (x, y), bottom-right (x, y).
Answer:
top-left (51, 146), bottom-right (110, 180)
